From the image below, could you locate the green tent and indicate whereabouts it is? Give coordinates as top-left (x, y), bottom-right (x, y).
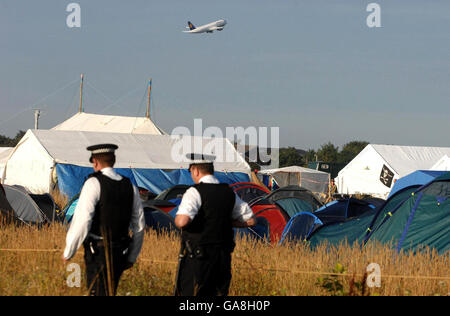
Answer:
top-left (308, 209), bottom-right (375, 248)
top-left (366, 185), bottom-right (420, 240)
top-left (366, 172), bottom-right (450, 254)
top-left (307, 193), bottom-right (412, 249)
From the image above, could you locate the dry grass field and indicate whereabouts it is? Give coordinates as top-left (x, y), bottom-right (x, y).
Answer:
top-left (0, 224), bottom-right (448, 296)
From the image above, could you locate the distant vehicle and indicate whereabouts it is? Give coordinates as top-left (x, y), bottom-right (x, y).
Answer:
top-left (183, 19), bottom-right (227, 34)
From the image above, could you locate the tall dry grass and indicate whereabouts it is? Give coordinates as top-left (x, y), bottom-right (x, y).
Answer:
top-left (0, 224), bottom-right (448, 296)
top-left (50, 187), bottom-right (68, 212)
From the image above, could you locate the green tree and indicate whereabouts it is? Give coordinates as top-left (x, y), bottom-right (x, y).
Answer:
top-left (303, 149), bottom-right (317, 166)
top-left (317, 142), bottom-right (339, 163)
top-left (0, 135), bottom-right (11, 147)
top-left (12, 130), bottom-right (25, 145)
top-left (279, 147), bottom-right (304, 168)
top-left (0, 130), bottom-right (25, 147)
top-left (338, 141), bottom-right (369, 164)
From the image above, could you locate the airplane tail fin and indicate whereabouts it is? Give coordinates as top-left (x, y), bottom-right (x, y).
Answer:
top-left (187, 21), bottom-right (196, 30)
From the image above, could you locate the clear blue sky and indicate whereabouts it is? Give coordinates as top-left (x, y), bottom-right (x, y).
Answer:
top-left (1, 0), bottom-right (449, 150)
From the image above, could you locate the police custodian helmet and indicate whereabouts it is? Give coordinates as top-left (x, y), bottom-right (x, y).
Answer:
top-left (87, 144), bottom-right (118, 163)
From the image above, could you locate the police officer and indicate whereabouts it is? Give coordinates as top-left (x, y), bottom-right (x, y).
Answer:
top-left (62, 144), bottom-right (145, 296)
top-left (174, 154), bottom-right (256, 296)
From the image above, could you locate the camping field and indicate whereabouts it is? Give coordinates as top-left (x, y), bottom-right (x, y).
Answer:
top-left (0, 224), bottom-right (448, 296)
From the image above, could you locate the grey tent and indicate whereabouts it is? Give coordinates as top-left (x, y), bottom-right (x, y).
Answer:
top-left (3, 185), bottom-right (56, 225)
top-left (0, 184), bottom-right (19, 224)
top-left (263, 185), bottom-right (323, 218)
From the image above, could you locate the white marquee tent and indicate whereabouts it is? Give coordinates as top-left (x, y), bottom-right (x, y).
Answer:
top-left (1, 129), bottom-right (250, 195)
top-left (52, 112), bottom-right (166, 135)
top-left (0, 147), bottom-right (13, 179)
top-left (336, 144), bottom-right (450, 198)
top-left (258, 166), bottom-right (330, 195)
top-left (431, 155), bottom-right (450, 171)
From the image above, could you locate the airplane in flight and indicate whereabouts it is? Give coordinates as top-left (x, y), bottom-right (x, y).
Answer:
top-left (183, 19), bottom-right (227, 34)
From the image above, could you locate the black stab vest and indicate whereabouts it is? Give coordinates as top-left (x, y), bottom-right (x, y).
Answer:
top-left (88, 172), bottom-right (134, 242)
top-left (181, 183), bottom-right (236, 251)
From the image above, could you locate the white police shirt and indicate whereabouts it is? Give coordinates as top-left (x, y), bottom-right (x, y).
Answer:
top-left (63, 167), bottom-right (146, 263)
top-left (177, 175), bottom-right (254, 222)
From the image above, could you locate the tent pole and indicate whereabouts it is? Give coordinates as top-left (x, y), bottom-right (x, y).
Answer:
top-left (146, 78), bottom-right (152, 119)
top-left (79, 74), bottom-right (84, 113)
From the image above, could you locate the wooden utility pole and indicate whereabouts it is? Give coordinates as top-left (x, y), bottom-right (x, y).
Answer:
top-left (79, 74), bottom-right (84, 113)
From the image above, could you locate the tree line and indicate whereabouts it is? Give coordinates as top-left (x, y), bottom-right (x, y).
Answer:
top-left (279, 141), bottom-right (369, 168)
top-left (0, 131), bottom-right (26, 147)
